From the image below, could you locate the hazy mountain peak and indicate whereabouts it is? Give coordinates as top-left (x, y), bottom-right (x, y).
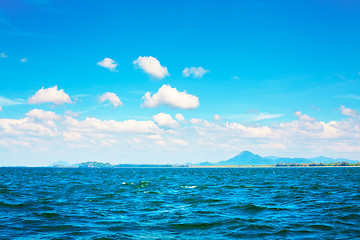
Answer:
top-left (49, 161), bottom-right (69, 167)
top-left (236, 150), bottom-right (256, 157)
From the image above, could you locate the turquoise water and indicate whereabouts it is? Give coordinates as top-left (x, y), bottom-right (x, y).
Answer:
top-left (0, 167), bottom-right (359, 239)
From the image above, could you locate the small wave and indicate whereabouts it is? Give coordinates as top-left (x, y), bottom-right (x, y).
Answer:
top-left (239, 223), bottom-right (275, 232)
top-left (36, 212), bottom-right (61, 218)
top-left (0, 202), bottom-right (28, 209)
top-left (240, 185), bottom-right (254, 188)
top-left (308, 224), bottom-right (334, 231)
top-left (232, 204), bottom-right (288, 212)
top-left (170, 221), bottom-right (223, 230)
top-left (181, 186), bottom-right (197, 189)
top-left (135, 181), bottom-right (150, 188)
top-left (274, 229), bottom-right (314, 237)
top-left (336, 213), bottom-right (360, 221)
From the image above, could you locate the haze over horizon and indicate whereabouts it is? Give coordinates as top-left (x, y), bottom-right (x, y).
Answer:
top-left (1, 0), bottom-right (360, 166)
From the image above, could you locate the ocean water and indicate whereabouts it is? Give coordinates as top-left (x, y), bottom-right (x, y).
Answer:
top-left (0, 167), bottom-right (359, 239)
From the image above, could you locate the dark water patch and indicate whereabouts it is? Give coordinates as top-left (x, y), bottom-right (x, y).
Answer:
top-left (170, 220), bottom-right (225, 230)
top-left (35, 212), bottom-right (61, 218)
top-left (0, 202), bottom-right (28, 209)
top-left (308, 224), bottom-right (334, 231)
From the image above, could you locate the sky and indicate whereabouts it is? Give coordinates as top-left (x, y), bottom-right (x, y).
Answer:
top-left (0, 0), bottom-right (360, 166)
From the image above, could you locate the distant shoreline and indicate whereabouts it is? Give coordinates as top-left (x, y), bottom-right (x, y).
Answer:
top-left (2, 165), bottom-right (360, 168)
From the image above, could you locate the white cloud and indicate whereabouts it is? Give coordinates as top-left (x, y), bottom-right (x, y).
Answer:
top-left (20, 58), bottom-right (28, 63)
top-left (251, 113), bottom-right (283, 121)
top-left (169, 138), bottom-right (188, 146)
top-left (63, 131), bottom-right (82, 141)
top-left (28, 86), bottom-right (72, 105)
top-left (65, 110), bottom-right (79, 118)
top-left (0, 106), bottom-right (2, 112)
top-left (0, 53), bottom-right (7, 58)
top-left (190, 118), bottom-right (202, 124)
top-left (0, 97), bottom-right (24, 106)
top-left (214, 114), bottom-right (221, 121)
top-left (147, 134), bottom-right (163, 140)
top-left (142, 84), bottom-right (199, 109)
top-left (294, 111), bottom-right (314, 121)
top-left (133, 56), bottom-right (169, 79)
top-left (99, 92), bottom-right (123, 108)
top-left (175, 113), bottom-right (185, 121)
top-left (153, 113), bottom-right (179, 128)
top-left (97, 58), bottom-right (117, 72)
top-left (156, 140), bottom-right (166, 146)
top-left (64, 117), bottom-right (160, 134)
top-left (0, 117), bottom-right (58, 137)
top-left (182, 67), bottom-right (209, 78)
top-left (340, 105), bottom-right (359, 118)
top-left (26, 109), bottom-right (61, 120)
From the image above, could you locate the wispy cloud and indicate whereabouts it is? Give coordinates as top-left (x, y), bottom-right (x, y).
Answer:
top-left (223, 111), bottom-right (283, 122)
top-left (251, 113), bottom-right (283, 121)
top-left (337, 95), bottom-right (360, 100)
top-left (0, 96), bottom-right (25, 106)
top-left (182, 67), bottom-right (209, 78)
top-left (0, 52), bottom-right (7, 58)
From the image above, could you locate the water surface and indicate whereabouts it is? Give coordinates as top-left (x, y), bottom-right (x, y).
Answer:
top-left (0, 167), bottom-right (359, 239)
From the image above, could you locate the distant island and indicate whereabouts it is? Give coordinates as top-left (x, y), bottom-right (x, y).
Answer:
top-left (194, 151), bottom-right (360, 167)
top-left (49, 151), bottom-right (360, 168)
top-left (77, 162), bottom-right (189, 168)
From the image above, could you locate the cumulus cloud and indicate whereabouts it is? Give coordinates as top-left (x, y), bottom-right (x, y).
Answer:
top-left (20, 58), bottom-right (28, 63)
top-left (142, 84), bottom-right (199, 109)
top-left (99, 92), bottom-right (123, 108)
top-left (133, 56), bottom-right (169, 79)
top-left (97, 58), bottom-right (117, 72)
top-left (153, 113), bottom-right (179, 128)
top-left (0, 117), bottom-right (58, 137)
top-left (26, 109), bottom-right (61, 120)
top-left (175, 113), bottom-right (185, 121)
top-left (182, 67), bottom-right (209, 78)
top-left (185, 107), bottom-right (360, 158)
top-left (28, 86), bottom-right (72, 105)
top-left (0, 53), bottom-right (7, 58)
top-left (2, 103), bottom-right (360, 162)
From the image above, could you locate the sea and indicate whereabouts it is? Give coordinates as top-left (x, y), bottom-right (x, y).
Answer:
top-left (0, 167), bottom-right (359, 239)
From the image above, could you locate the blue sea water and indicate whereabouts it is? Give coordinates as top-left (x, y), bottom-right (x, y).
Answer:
top-left (0, 167), bottom-right (359, 239)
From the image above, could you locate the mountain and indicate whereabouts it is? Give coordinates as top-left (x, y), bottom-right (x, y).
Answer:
top-left (215, 151), bottom-right (273, 166)
top-left (195, 151), bottom-right (359, 166)
top-left (49, 161), bottom-right (70, 167)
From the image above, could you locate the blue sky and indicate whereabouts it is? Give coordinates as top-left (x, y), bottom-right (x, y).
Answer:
top-left (0, 0), bottom-right (360, 166)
